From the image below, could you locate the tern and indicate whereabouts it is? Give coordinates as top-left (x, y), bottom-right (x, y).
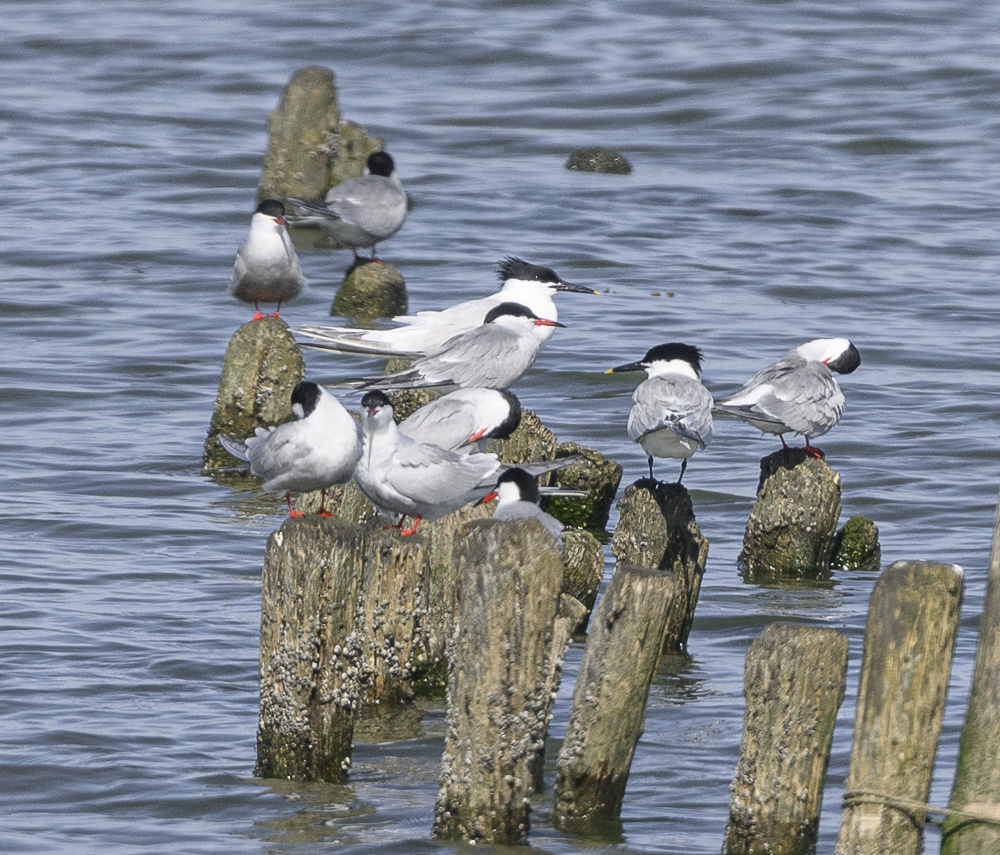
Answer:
top-left (477, 467), bottom-right (565, 551)
top-left (398, 388), bottom-right (522, 453)
top-left (296, 256), bottom-right (597, 356)
top-left (339, 302), bottom-right (563, 391)
top-left (606, 343), bottom-right (714, 483)
top-left (218, 381), bottom-right (361, 517)
top-left (354, 390), bottom-right (505, 534)
top-left (713, 337), bottom-right (861, 455)
top-left (229, 199), bottom-right (304, 321)
top-left (283, 151), bottom-right (407, 262)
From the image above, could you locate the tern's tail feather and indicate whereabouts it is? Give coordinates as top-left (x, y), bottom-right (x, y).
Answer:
top-left (281, 197), bottom-right (343, 221)
top-left (218, 434), bottom-right (250, 462)
top-left (510, 453), bottom-right (583, 479)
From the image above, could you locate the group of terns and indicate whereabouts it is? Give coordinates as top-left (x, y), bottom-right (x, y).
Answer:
top-left (223, 149), bottom-right (861, 543)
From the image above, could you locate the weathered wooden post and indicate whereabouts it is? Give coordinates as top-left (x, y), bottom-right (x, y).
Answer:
top-left (255, 516), bottom-right (366, 782)
top-left (202, 317), bottom-right (304, 473)
top-left (332, 261), bottom-right (407, 321)
top-left (836, 561), bottom-right (963, 855)
top-left (725, 623), bottom-right (848, 855)
top-left (553, 481), bottom-right (709, 827)
top-left (943, 498), bottom-right (1000, 853)
top-left (739, 449), bottom-right (842, 581)
top-left (433, 519), bottom-right (567, 845)
top-left (258, 64), bottom-right (380, 204)
top-left (611, 480), bottom-right (708, 650)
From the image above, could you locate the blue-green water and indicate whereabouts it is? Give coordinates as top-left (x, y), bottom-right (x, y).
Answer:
top-left (4, 1), bottom-right (999, 852)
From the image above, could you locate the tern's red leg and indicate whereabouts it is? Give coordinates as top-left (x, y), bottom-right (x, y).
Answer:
top-left (251, 302), bottom-right (265, 322)
top-left (285, 492), bottom-right (304, 518)
top-left (317, 489), bottom-right (332, 518)
top-left (804, 438), bottom-right (823, 459)
top-left (400, 516), bottom-right (423, 536)
top-left (779, 435), bottom-right (790, 450)
top-left (267, 301), bottom-right (282, 318)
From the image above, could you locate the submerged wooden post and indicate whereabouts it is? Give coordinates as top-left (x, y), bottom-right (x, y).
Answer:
top-left (739, 449), bottom-right (842, 581)
top-left (725, 623), bottom-right (848, 855)
top-left (611, 480), bottom-right (709, 650)
top-left (433, 519), bottom-right (566, 845)
top-left (255, 517), bottom-right (366, 782)
top-left (836, 561), bottom-right (963, 855)
top-left (202, 317), bottom-right (304, 473)
top-left (943, 498), bottom-right (1000, 853)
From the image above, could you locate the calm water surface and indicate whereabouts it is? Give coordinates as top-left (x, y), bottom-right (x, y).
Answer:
top-left (3, 1), bottom-right (999, 853)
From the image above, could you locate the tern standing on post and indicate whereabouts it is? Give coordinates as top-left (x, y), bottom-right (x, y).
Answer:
top-left (606, 343), bottom-right (714, 483)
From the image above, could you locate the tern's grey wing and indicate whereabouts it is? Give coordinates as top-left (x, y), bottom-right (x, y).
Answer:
top-left (412, 326), bottom-right (537, 389)
top-left (244, 424), bottom-right (305, 484)
top-left (399, 396), bottom-right (485, 450)
top-left (390, 443), bottom-right (499, 514)
top-left (628, 376), bottom-right (714, 449)
top-left (717, 360), bottom-right (843, 437)
top-left (325, 177), bottom-right (407, 237)
top-left (218, 434), bottom-right (250, 462)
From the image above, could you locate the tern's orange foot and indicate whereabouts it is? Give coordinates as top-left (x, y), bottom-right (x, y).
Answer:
top-left (288, 510), bottom-right (305, 518)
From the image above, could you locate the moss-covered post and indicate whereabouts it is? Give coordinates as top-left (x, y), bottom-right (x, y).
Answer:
top-left (611, 480), bottom-right (709, 651)
top-left (255, 517), bottom-right (366, 782)
top-left (433, 520), bottom-right (567, 845)
top-left (739, 449), bottom-right (842, 581)
top-left (258, 64), bottom-right (380, 204)
top-left (943, 497), bottom-right (1000, 853)
top-left (725, 623), bottom-right (848, 855)
top-left (202, 317), bottom-right (305, 473)
top-left (836, 561), bottom-right (963, 855)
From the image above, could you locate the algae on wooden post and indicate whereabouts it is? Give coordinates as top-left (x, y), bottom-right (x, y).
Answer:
top-left (612, 480), bottom-right (709, 651)
top-left (944, 498), bottom-right (1000, 854)
top-left (255, 517), bottom-right (367, 782)
top-left (739, 448), bottom-right (842, 581)
top-left (202, 317), bottom-right (305, 473)
top-left (545, 441), bottom-right (623, 531)
top-left (836, 561), bottom-right (963, 855)
top-left (433, 519), bottom-right (567, 845)
top-left (258, 65), bottom-right (382, 204)
top-left (725, 623), bottom-right (848, 855)
top-left (332, 261), bottom-right (407, 322)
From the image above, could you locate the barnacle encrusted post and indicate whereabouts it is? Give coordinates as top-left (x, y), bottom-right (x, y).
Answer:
top-left (433, 519), bottom-right (567, 845)
top-left (724, 623), bottom-right (848, 855)
top-left (739, 448), bottom-right (843, 580)
top-left (837, 561), bottom-right (962, 855)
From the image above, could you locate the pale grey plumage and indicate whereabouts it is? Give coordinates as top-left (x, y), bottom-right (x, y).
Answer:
top-left (230, 199), bottom-right (304, 315)
top-left (354, 391), bottom-right (503, 528)
top-left (219, 382), bottom-right (361, 515)
top-left (283, 151), bottom-right (407, 260)
top-left (341, 303), bottom-right (561, 391)
top-left (398, 389), bottom-right (521, 453)
top-left (296, 257), bottom-right (597, 357)
top-left (713, 338), bottom-right (860, 446)
top-left (608, 343), bottom-right (713, 482)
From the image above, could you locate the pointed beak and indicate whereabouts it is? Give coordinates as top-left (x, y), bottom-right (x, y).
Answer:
top-left (534, 318), bottom-right (566, 328)
top-left (554, 280), bottom-right (601, 295)
top-left (606, 360), bottom-right (644, 374)
top-left (476, 490), bottom-right (498, 506)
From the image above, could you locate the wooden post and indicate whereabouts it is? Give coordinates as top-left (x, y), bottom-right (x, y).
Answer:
top-left (552, 562), bottom-right (676, 826)
top-left (433, 519), bottom-right (566, 845)
top-left (202, 317), bottom-right (304, 474)
top-left (725, 623), bottom-right (848, 855)
top-left (255, 517), bottom-right (366, 782)
top-left (943, 498), bottom-right (1000, 853)
top-left (739, 449), bottom-right (842, 580)
top-left (836, 561), bottom-right (963, 855)
top-left (611, 480), bottom-right (709, 651)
